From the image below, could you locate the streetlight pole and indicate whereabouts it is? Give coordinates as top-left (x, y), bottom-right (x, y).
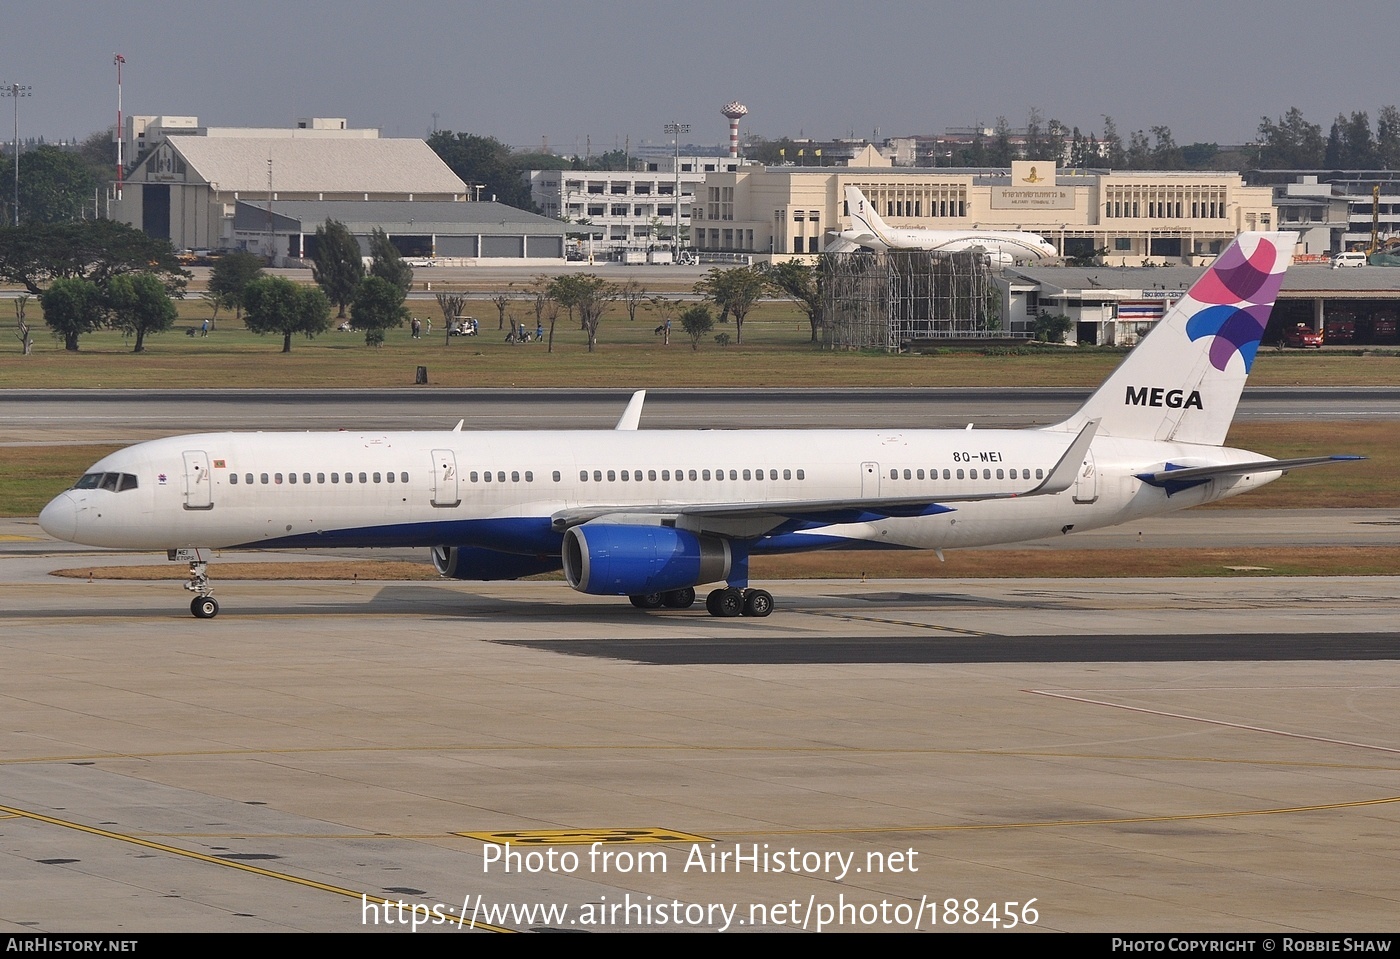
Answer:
top-left (664, 121), bottom-right (688, 258)
top-left (2, 82), bottom-right (32, 226)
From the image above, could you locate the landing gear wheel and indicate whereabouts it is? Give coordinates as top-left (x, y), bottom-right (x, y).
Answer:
top-left (191, 596), bottom-right (219, 619)
top-left (742, 589), bottom-right (774, 617)
top-left (706, 587), bottom-right (744, 618)
top-left (662, 587), bottom-right (696, 609)
top-left (629, 592), bottom-right (665, 609)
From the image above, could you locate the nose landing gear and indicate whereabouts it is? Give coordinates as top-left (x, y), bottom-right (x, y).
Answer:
top-left (183, 559), bottom-right (219, 618)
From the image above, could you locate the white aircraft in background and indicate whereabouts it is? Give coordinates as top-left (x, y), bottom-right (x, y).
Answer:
top-left (40, 231), bottom-right (1360, 619)
top-left (832, 185), bottom-right (1059, 264)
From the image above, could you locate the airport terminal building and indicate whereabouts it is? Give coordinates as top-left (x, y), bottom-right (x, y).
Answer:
top-left (693, 149), bottom-right (1276, 266)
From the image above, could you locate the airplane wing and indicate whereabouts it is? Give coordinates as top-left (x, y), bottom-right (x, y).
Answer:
top-left (551, 420), bottom-right (1098, 532)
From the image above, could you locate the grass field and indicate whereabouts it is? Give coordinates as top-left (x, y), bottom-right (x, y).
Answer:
top-left (4, 295), bottom-right (1399, 389)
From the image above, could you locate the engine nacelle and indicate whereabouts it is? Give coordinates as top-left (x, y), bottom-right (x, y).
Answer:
top-left (562, 524), bottom-right (731, 596)
top-left (431, 545), bottom-right (562, 581)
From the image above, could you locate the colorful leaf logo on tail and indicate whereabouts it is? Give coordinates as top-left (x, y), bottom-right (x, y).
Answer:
top-left (1184, 237), bottom-right (1286, 373)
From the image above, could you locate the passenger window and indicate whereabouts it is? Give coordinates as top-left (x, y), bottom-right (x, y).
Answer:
top-left (373, 472), bottom-right (381, 483)
top-left (943, 469), bottom-right (951, 480)
top-left (553, 471), bottom-right (561, 482)
top-left (260, 473), bottom-right (269, 485)
top-left (304, 473), bottom-right (312, 484)
top-left (904, 469), bottom-right (912, 480)
top-left (662, 470), bottom-right (670, 481)
top-left (689, 469), bottom-right (697, 481)
top-left (497, 471), bottom-right (505, 483)
top-left (386, 472), bottom-right (394, 483)
top-left (275, 473), bottom-right (283, 484)
top-left (511, 471), bottom-right (520, 483)
top-left (483, 471), bottom-right (492, 483)
top-left (957, 469), bottom-right (965, 479)
top-left (890, 469), bottom-right (898, 480)
top-left (702, 470), bottom-right (711, 481)
top-left (620, 470), bottom-right (629, 482)
top-left (470, 471), bottom-right (479, 483)
top-left (607, 470), bottom-right (616, 482)
top-left (229, 474), bottom-right (238, 485)
top-left (525, 471), bottom-right (534, 482)
top-left (594, 470), bottom-right (602, 482)
top-left (783, 469), bottom-right (791, 480)
top-left (796, 469), bottom-right (804, 480)
top-left (728, 469), bottom-right (736, 480)
top-left (996, 469), bottom-right (1004, 480)
top-left (331, 473), bottom-right (339, 483)
top-left (648, 470), bottom-right (656, 481)
top-left (318, 473), bottom-right (326, 484)
top-left (917, 469), bottom-right (925, 480)
top-left (983, 469), bottom-right (991, 479)
top-left (1036, 468), bottom-right (1044, 479)
top-left (345, 473), bottom-right (354, 484)
top-left (359, 472), bottom-right (368, 484)
top-left (743, 469), bottom-right (751, 480)
top-left (288, 473), bottom-right (297, 485)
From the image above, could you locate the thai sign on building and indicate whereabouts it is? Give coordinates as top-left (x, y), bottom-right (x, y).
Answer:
top-left (991, 161), bottom-right (1075, 210)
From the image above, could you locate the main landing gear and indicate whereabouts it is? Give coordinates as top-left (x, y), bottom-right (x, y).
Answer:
top-left (627, 586), bottom-right (772, 617)
top-left (184, 560), bottom-right (219, 619)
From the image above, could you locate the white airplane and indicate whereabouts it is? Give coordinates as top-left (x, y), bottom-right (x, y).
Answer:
top-left (833, 185), bottom-right (1059, 264)
top-left (39, 231), bottom-right (1360, 619)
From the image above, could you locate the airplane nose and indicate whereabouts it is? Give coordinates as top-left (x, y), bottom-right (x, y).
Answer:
top-left (38, 492), bottom-right (78, 542)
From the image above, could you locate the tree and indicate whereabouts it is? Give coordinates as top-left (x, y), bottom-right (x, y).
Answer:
top-left (1378, 105), bottom-right (1400, 170)
top-left (695, 266), bottom-right (765, 345)
top-left (434, 291), bottom-right (467, 347)
top-left (426, 131), bottom-right (537, 209)
top-left (679, 305), bottom-right (714, 350)
top-left (350, 275), bottom-right (408, 347)
top-left (1256, 108), bottom-right (1325, 169)
top-left (368, 228), bottom-right (413, 296)
top-left (545, 274), bottom-right (613, 352)
top-left (14, 294), bottom-right (32, 355)
top-left (0, 219), bottom-right (187, 296)
top-left (39, 277), bottom-right (105, 351)
top-left (207, 251), bottom-right (264, 320)
top-left (244, 276), bottom-right (332, 352)
top-left (490, 287), bottom-right (514, 330)
top-left (311, 219), bottom-right (363, 317)
top-left (1033, 311), bottom-right (1073, 344)
top-left (0, 145), bottom-right (99, 224)
top-left (107, 272), bottom-right (177, 353)
top-left (761, 260), bottom-right (823, 343)
top-left (620, 279), bottom-right (647, 323)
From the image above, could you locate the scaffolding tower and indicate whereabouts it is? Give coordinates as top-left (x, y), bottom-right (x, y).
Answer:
top-left (822, 250), bottom-right (997, 350)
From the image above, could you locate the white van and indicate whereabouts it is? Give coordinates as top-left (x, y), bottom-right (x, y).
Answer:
top-left (1332, 251), bottom-right (1367, 268)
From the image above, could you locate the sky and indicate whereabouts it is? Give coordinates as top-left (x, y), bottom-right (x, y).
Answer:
top-left (6, 1), bottom-right (1400, 155)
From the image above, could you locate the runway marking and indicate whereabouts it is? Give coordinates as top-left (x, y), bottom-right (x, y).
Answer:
top-left (0, 801), bottom-right (514, 933)
top-left (801, 609), bottom-right (987, 635)
top-left (461, 828), bottom-right (711, 845)
top-left (1031, 689), bottom-right (1400, 755)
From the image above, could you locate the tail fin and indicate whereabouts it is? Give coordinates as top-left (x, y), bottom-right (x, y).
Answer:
top-left (1052, 232), bottom-right (1297, 446)
top-left (844, 185), bottom-right (895, 247)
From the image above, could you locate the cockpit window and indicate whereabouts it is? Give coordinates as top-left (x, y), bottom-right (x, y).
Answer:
top-left (72, 472), bottom-right (139, 492)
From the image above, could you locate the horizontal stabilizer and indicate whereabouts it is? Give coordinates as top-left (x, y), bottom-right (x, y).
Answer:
top-left (1136, 454), bottom-right (1365, 487)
